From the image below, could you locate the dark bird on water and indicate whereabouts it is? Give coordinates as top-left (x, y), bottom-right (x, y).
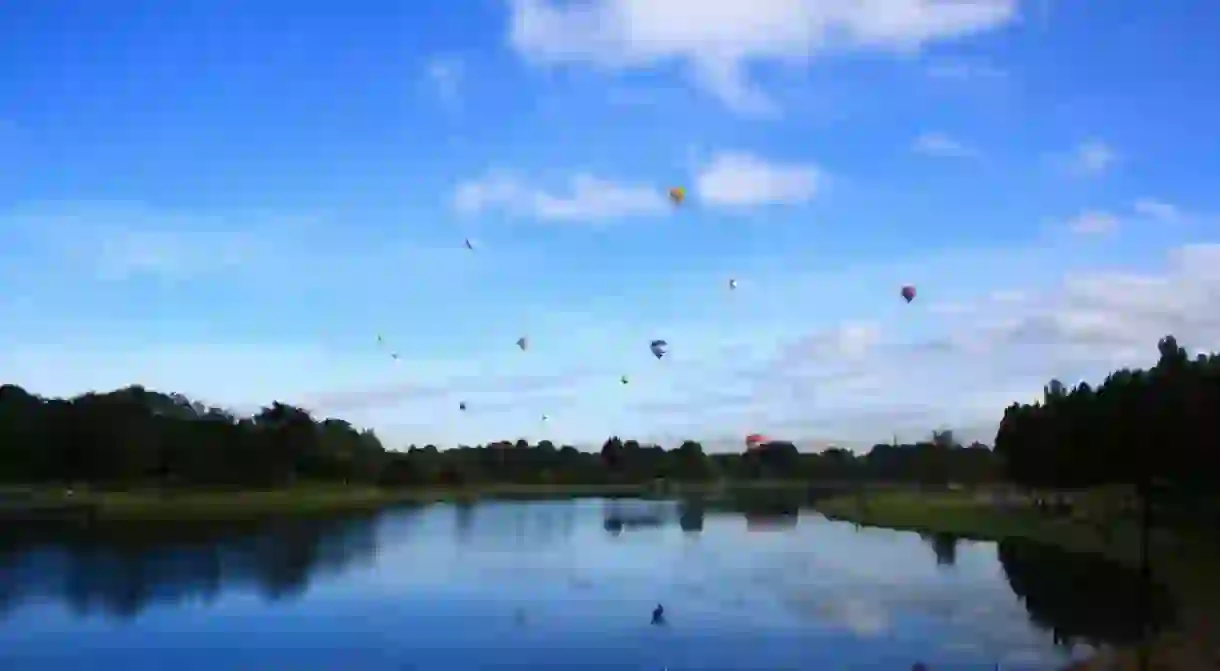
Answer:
top-left (652, 603), bottom-right (665, 625)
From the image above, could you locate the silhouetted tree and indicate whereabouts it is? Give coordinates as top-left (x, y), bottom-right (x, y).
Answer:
top-left (994, 335), bottom-right (1220, 521)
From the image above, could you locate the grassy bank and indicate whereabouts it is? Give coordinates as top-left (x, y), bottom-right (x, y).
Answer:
top-left (8, 478), bottom-right (833, 522)
top-left (9, 481), bottom-right (704, 522)
top-left (816, 489), bottom-right (1220, 671)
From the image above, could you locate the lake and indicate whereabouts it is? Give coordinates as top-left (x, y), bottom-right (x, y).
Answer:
top-left (0, 497), bottom-right (1172, 670)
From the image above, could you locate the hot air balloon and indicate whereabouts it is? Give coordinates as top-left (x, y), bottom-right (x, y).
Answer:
top-left (464, 238), bottom-right (474, 250)
top-left (541, 414), bottom-right (550, 422)
top-left (390, 352), bottom-right (400, 362)
top-left (459, 401), bottom-right (467, 411)
top-left (728, 278), bottom-right (738, 290)
top-left (901, 285), bottom-right (916, 303)
top-left (621, 375), bottom-right (629, 385)
top-left (668, 186), bottom-right (685, 206)
top-left (745, 433), bottom-right (768, 451)
top-left (517, 337), bottom-right (528, 351)
top-left (649, 340), bottom-right (668, 359)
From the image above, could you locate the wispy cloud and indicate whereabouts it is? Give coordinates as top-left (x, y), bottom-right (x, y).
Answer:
top-left (1132, 198), bottom-right (1181, 223)
top-left (423, 55), bottom-right (464, 108)
top-left (507, 0), bottom-right (1020, 115)
top-left (0, 202), bottom-right (309, 282)
top-left (452, 172), bottom-right (669, 222)
top-left (911, 132), bottom-right (977, 158)
top-left (1065, 210), bottom-right (1119, 235)
top-left (924, 60), bottom-right (1007, 82)
top-left (1055, 140), bottom-right (1118, 177)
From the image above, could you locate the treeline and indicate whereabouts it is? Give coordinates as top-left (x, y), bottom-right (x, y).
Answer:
top-left (995, 335), bottom-right (1220, 514)
top-left (0, 384), bottom-right (997, 488)
top-left (2, 334), bottom-right (1214, 492)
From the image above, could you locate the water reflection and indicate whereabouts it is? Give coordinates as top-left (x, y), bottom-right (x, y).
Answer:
top-left (678, 499), bottom-right (705, 533)
top-left (997, 538), bottom-right (1175, 648)
top-left (0, 498), bottom-right (1179, 671)
top-left (0, 514), bottom-right (379, 620)
top-left (920, 532), bottom-right (960, 567)
top-left (744, 510), bottom-right (799, 531)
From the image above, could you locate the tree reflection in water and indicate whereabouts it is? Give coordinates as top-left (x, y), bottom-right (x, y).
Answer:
top-left (0, 513), bottom-right (379, 621)
top-left (919, 532), bottom-right (960, 567)
top-left (997, 538), bottom-right (1175, 649)
top-left (10, 499), bottom-right (1175, 657)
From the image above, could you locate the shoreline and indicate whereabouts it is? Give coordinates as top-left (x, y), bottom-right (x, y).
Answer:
top-left (814, 490), bottom-right (1220, 671)
top-left (8, 483), bottom-right (662, 522)
top-left (8, 479), bottom-right (841, 522)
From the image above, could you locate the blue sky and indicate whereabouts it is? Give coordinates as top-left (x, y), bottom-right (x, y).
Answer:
top-left (1, 0), bottom-right (1217, 451)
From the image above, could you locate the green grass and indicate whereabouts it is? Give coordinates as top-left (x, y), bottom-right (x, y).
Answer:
top-left (12, 478), bottom-right (830, 522)
top-left (816, 489), bottom-right (1220, 670)
top-left (18, 482), bottom-right (671, 521)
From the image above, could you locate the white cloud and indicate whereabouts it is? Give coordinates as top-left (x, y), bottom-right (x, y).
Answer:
top-left (1065, 210), bottom-right (1119, 235)
top-left (1057, 140), bottom-right (1118, 177)
top-left (452, 172), bottom-right (669, 222)
top-left (912, 132), bottom-right (976, 158)
top-left (739, 243), bottom-right (1220, 447)
top-left (694, 151), bottom-right (821, 207)
top-left (424, 56), bottom-right (464, 107)
top-left (506, 0), bottom-right (1020, 114)
top-left (1132, 198), bottom-right (1181, 222)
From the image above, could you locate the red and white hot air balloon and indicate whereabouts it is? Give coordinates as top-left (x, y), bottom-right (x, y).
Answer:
top-left (745, 433), bottom-right (768, 451)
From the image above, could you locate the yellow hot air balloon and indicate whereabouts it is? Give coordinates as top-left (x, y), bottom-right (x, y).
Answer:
top-left (668, 186), bottom-right (685, 206)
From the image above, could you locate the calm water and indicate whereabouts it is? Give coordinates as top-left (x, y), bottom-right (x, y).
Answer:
top-left (0, 498), bottom-right (1172, 670)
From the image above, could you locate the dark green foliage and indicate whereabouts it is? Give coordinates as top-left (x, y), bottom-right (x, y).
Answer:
top-left (0, 382), bottom-right (1004, 488)
top-left (994, 335), bottom-right (1220, 517)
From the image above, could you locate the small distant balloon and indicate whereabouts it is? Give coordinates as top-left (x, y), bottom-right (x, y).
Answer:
top-left (649, 339), bottom-right (668, 359)
top-left (517, 337), bottom-right (528, 351)
top-left (668, 187), bottom-right (685, 206)
top-left (901, 285), bottom-right (917, 303)
top-left (459, 402), bottom-right (467, 411)
top-left (464, 238), bottom-right (474, 250)
top-left (541, 414), bottom-right (550, 422)
top-left (621, 375), bottom-right (629, 385)
top-left (745, 433), bottom-right (768, 450)
top-left (728, 278), bottom-right (738, 290)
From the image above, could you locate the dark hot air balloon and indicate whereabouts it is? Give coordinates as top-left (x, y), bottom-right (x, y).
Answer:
top-left (649, 340), bottom-right (668, 359)
top-left (901, 285), bottom-right (916, 303)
